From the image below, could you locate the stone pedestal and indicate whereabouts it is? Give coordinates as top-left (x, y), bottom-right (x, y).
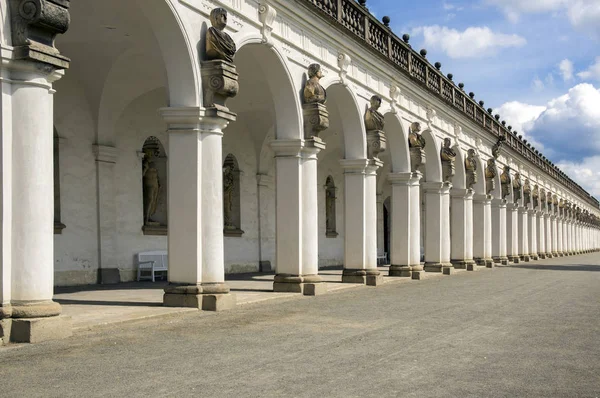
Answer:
top-left (537, 212), bottom-right (546, 259)
top-left (271, 139), bottom-right (327, 295)
top-left (388, 172), bottom-right (422, 278)
top-left (341, 159), bottom-right (382, 285)
top-left (450, 189), bottom-right (475, 269)
top-left (303, 103), bottom-right (329, 139)
top-left (366, 130), bottom-right (387, 160)
top-left (410, 147), bottom-right (426, 173)
top-left (159, 107), bottom-right (236, 309)
top-left (201, 60), bottom-right (239, 110)
top-left (423, 182), bottom-right (453, 274)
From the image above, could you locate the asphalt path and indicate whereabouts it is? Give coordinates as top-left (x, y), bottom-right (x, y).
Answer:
top-left (1, 254), bottom-right (599, 397)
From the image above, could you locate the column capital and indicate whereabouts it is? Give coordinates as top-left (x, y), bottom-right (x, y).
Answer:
top-left (270, 139), bottom-right (304, 157)
top-left (340, 158), bottom-right (369, 173)
top-left (474, 193), bottom-right (492, 204)
top-left (491, 198), bottom-right (507, 207)
top-left (518, 207), bottom-right (529, 215)
top-left (450, 188), bottom-right (474, 199)
top-left (301, 138), bottom-right (326, 159)
top-left (159, 107), bottom-right (235, 132)
top-left (388, 171), bottom-right (422, 186)
top-left (93, 144), bottom-right (118, 164)
top-left (422, 181), bottom-right (451, 194)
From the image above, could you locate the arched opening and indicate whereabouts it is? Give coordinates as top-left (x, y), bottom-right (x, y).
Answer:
top-left (383, 196), bottom-right (391, 264)
top-left (52, 0), bottom-right (198, 288)
top-left (53, 128), bottom-right (66, 234)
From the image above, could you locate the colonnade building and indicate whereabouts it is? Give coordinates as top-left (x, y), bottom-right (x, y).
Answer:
top-left (1, 0), bottom-right (599, 343)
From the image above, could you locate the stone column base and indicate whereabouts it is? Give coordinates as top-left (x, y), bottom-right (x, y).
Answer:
top-left (10, 316), bottom-right (72, 344)
top-left (485, 259), bottom-right (495, 268)
top-left (493, 257), bottom-right (509, 265)
top-left (508, 255), bottom-right (520, 264)
top-left (546, 252), bottom-right (553, 258)
top-left (163, 283), bottom-right (236, 311)
top-left (342, 269), bottom-right (383, 286)
top-left (552, 252), bottom-right (559, 257)
top-left (466, 262), bottom-right (479, 271)
top-left (442, 264), bottom-right (455, 275)
top-left (530, 254), bottom-right (539, 261)
top-left (273, 274), bottom-right (327, 296)
top-left (0, 318), bottom-right (11, 346)
top-left (538, 253), bottom-right (547, 259)
top-left (450, 260), bottom-right (474, 270)
top-left (410, 265), bottom-right (425, 280)
top-left (424, 262), bottom-right (443, 273)
top-left (519, 255), bottom-right (531, 262)
top-left (389, 265), bottom-right (413, 278)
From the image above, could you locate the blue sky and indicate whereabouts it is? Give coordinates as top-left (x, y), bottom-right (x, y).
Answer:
top-left (364, 0), bottom-right (600, 198)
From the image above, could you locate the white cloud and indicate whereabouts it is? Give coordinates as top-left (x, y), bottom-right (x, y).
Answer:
top-left (526, 84), bottom-right (600, 160)
top-left (577, 56), bottom-right (600, 81)
top-left (494, 101), bottom-right (546, 136)
top-left (497, 83), bottom-right (600, 197)
top-left (568, 1), bottom-right (600, 38)
top-left (559, 59), bottom-right (574, 81)
top-left (412, 25), bottom-right (526, 58)
top-left (532, 76), bottom-right (545, 91)
top-left (556, 157), bottom-right (600, 197)
top-left (485, 0), bottom-right (567, 22)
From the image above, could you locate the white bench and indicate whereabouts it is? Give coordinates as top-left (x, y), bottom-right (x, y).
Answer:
top-left (377, 252), bottom-right (388, 265)
top-left (137, 250), bottom-right (168, 282)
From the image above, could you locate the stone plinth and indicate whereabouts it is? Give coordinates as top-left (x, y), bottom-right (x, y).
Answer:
top-left (10, 316), bottom-right (72, 344)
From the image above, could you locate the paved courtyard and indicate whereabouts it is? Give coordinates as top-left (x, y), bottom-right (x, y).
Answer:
top-left (1, 254), bottom-right (599, 397)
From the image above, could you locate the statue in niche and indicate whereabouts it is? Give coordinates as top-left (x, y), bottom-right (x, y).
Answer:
top-left (500, 165), bottom-right (512, 199)
top-left (485, 158), bottom-right (497, 195)
top-left (408, 122), bottom-right (426, 148)
top-left (523, 179), bottom-right (531, 206)
top-left (325, 177), bottom-right (337, 236)
top-left (513, 172), bottom-right (522, 202)
top-left (206, 8), bottom-right (237, 63)
top-left (465, 149), bottom-right (478, 189)
top-left (303, 64), bottom-right (327, 104)
top-left (365, 95), bottom-right (387, 159)
top-left (440, 138), bottom-right (456, 182)
top-left (223, 164), bottom-right (235, 230)
top-left (142, 148), bottom-right (161, 226)
top-left (364, 95), bottom-right (385, 131)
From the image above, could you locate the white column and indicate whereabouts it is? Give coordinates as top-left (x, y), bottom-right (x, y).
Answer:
top-left (557, 217), bottom-right (564, 256)
top-left (544, 213), bottom-right (552, 258)
top-left (518, 207), bottom-right (530, 261)
top-left (160, 108), bottom-right (236, 310)
top-left (9, 66), bottom-right (61, 317)
top-left (388, 172), bottom-right (422, 278)
top-left (474, 195), bottom-right (493, 267)
top-left (537, 211), bottom-right (546, 259)
top-left (93, 145), bottom-right (118, 283)
top-left (450, 189), bottom-right (475, 270)
top-left (528, 209), bottom-right (538, 260)
top-left (270, 139), bottom-right (326, 294)
top-left (491, 199), bottom-right (508, 265)
top-left (423, 182), bottom-right (453, 274)
top-left (341, 159), bottom-right (383, 286)
top-left (562, 218), bottom-right (569, 255)
top-left (552, 215), bottom-right (559, 256)
top-left (506, 204), bottom-right (520, 263)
